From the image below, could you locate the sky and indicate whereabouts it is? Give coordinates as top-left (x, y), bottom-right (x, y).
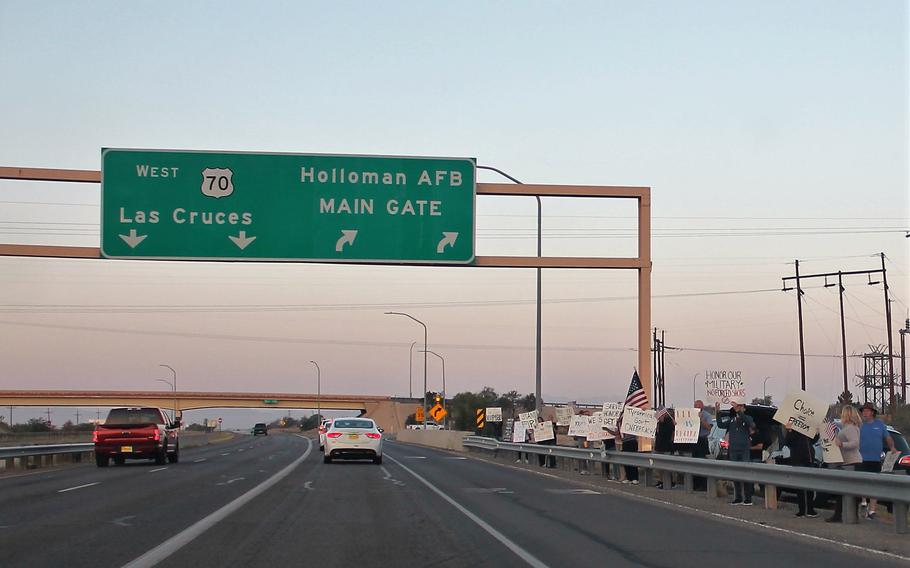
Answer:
top-left (0, 2), bottom-right (908, 428)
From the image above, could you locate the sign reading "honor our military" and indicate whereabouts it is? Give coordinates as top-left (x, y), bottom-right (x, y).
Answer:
top-left (101, 149), bottom-right (476, 263)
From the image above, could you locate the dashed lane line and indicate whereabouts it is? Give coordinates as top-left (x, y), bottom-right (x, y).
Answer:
top-left (58, 482), bottom-right (100, 493)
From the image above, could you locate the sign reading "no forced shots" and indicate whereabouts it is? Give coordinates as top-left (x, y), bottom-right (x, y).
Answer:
top-left (101, 149), bottom-right (476, 263)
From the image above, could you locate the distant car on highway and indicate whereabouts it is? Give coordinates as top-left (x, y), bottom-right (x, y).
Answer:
top-left (323, 418), bottom-right (383, 464)
top-left (252, 423), bottom-right (268, 436)
top-left (406, 423), bottom-right (442, 430)
top-left (93, 407), bottom-right (179, 467)
top-left (318, 418), bottom-right (333, 451)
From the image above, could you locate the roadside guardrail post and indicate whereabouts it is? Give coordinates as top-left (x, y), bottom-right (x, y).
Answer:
top-left (684, 473), bottom-right (694, 493)
top-left (894, 502), bottom-right (908, 534)
top-left (706, 476), bottom-right (719, 498)
top-left (643, 467), bottom-right (654, 487)
top-left (843, 495), bottom-right (858, 524)
top-left (763, 484), bottom-right (777, 510)
top-left (660, 470), bottom-right (672, 489)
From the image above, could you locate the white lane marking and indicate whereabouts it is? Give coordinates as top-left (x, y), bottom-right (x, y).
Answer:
top-left (464, 487), bottom-right (513, 494)
top-left (57, 482), bottom-right (100, 493)
top-left (386, 454), bottom-right (549, 568)
top-left (545, 488), bottom-right (600, 495)
top-left (113, 516), bottom-right (135, 527)
top-left (216, 477), bottom-right (245, 486)
top-left (379, 465), bottom-right (405, 486)
top-left (402, 456), bottom-right (427, 459)
top-left (447, 457), bottom-right (468, 460)
top-left (303, 481), bottom-right (314, 491)
top-left (493, 459), bottom-right (910, 564)
top-left (238, 449), bottom-right (244, 453)
top-left (221, 453), bottom-right (230, 456)
top-left (149, 467), bottom-right (168, 473)
top-left (193, 458), bottom-right (206, 463)
top-left (122, 435), bottom-right (313, 568)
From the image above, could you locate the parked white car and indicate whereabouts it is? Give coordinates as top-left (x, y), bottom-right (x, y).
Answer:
top-left (324, 418), bottom-right (383, 464)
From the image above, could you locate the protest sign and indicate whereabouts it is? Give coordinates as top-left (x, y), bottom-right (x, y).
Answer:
top-left (587, 412), bottom-right (613, 441)
top-left (773, 389), bottom-right (826, 438)
top-left (882, 451), bottom-right (899, 473)
top-left (554, 406), bottom-right (575, 426)
top-left (601, 402), bottom-right (624, 431)
top-left (532, 420), bottom-right (555, 442)
top-left (620, 407), bottom-right (658, 438)
top-left (821, 439), bottom-right (843, 464)
top-left (512, 421), bottom-right (527, 443)
top-left (502, 419), bottom-right (514, 442)
top-left (568, 415), bottom-right (589, 437)
top-left (704, 370), bottom-right (746, 405)
top-left (486, 407), bottom-right (503, 422)
top-left (519, 410), bottom-right (539, 430)
top-left (674, 408), bottom-right (699, 444)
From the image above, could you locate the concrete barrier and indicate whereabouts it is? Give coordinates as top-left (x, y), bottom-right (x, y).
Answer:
top-left (395, 429), bottom-right (471, 451)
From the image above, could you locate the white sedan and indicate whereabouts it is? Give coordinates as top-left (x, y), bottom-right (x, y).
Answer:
top-left (323, 418), bottom-right (383, 464)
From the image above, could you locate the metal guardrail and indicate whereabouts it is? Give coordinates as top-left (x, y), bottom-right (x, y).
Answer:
top-left (463, 436), bottom-right (910, 534)
top-left (0, 443), bottom-right (94, 460)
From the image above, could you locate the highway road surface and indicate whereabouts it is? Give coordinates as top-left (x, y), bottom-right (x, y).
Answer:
top-left (0, 433), bottom-right (905, 568)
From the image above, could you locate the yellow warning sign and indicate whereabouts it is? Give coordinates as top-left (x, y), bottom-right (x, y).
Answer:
top-left (415, 406), bottom-right (425, 423)
top-left (429, 403), bottom-right (447, 422)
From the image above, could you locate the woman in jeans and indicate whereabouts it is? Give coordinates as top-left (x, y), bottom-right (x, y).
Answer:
top-left (827, 405), bottom-right (863, 523)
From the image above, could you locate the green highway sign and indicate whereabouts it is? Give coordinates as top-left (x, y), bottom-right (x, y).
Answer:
top-left (101, 149), bottom-right (475, 264)
top-left (263, 399), bottom-right (279, 405)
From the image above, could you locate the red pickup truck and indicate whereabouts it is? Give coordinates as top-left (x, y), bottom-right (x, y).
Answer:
top-left (93, 407), bottom-right (180, 467)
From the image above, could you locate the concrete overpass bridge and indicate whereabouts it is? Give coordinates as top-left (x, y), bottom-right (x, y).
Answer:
top-left (0, 390), bottom-right (415, 434)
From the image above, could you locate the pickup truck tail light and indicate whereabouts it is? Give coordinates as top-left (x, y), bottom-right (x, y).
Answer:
top-left (152, 429), bottom-right (161, 441)
top-left (327, 432), bottom-right (343, 439)
top-left (365, 433), bottom-right (381, 439)
top-left (899, 455), bottom-right (910, 466)
top-left (92, 430), bottom-right (99, 443)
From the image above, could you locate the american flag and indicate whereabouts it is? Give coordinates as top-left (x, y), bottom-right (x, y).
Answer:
top-left (624, 370), bottom-right (650, 410)
top-left (822, 417), bottom-right (839, 442)
top-left (655, 406), bottom-right (671, 422)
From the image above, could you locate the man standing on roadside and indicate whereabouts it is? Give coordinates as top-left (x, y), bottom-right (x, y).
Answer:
top-left (858, 402), bottom-right (898, 520)
top-left (717, 396), bottom-right (755, 505)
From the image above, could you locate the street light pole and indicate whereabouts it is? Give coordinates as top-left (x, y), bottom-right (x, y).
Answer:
top-left (159, 364), bottom-right (178, 423)
top-left (310, 360), bottom-right (321, 427)
top-left (409, 341), bottom-right (417, 399)
top-left (692, 372), bottom-right (700, 403)
top-left (763, 376), bottom-right (773, 401)
top-left (154, 378), bottom-right (176, 423)
top-left (386, 312), bottom-right (428, 427)
top-left (421, 350), bottom-right (446, 428)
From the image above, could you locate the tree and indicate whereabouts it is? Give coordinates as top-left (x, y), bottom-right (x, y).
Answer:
top-left (837, 391), bottom-right (854, 405)
top-left (518, 393), bottom-right (536, 412)
top-left (751, 395), bottom-right (773, 406)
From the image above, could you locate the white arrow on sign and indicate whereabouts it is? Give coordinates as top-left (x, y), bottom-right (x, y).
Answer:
top-left (118, 229), bottom-right (147, 249)
top-left (228, 231), bottom-right (257, 250)
top-left (335, 230), bottom-right (358, 252)
top-left (436, 232), bottom-right (458, 253)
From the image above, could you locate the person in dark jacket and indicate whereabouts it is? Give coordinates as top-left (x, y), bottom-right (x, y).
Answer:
top-left (536, 417), bottom-right (557, 468)
top-left (785, 421), bottom-right (818, 518)
top-left (717, 397), bottom-right (755, 505)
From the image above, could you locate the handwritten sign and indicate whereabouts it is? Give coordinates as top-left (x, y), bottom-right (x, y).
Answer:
top-left (512, 421), bottom-right (527, 443)
top-left (568, 415), bottom-right (589, 437)
top-left (773, 389), bottom-right (825, 438)
top-left (533, 420), bottom-right (555, 442)
top-left (486, 407), bottom-right (503, 422)
top-left (554, 406), bottom-right (575, 426)
top-left (601, 402), bottom-right (624, 431)
top-left (620, 407), bottom-right (658, 438)
top-left (704, 370), bottom-right (746, 405)
top-left (587, 412), bottom-right (614, 441)
top-left (674, 408), bottom-right (699, 444)
top-left (519, 410), bottom-right (539, 430)
top-left (822, 439), bottom-right (843, 464)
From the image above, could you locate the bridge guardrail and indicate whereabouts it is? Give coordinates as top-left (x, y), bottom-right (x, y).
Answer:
top-left (463, 436), bottom-right (910, 534)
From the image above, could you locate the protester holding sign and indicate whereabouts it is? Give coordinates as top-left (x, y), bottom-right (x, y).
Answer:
top-left (827, 405), bottom-right (862, 523)
top-left (858, 402), bottom-right (898, 521)
top-left (573, 409), bottom-right (591, 475)
top-left (535, 417), bottom-right (557, 468)
top-left (717, 397), bottom-right (755, 505)
top-left (784, 421), bottom-right (818, 518)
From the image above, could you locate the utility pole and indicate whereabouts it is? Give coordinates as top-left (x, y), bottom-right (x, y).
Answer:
top-left (900, 317), bottom-right (909, 403)
top-left (46, 408), bottom-right (51, 426)
top-left (782, 256), bottom-right (891, 397)
top-left (75, 408), bottom-right (80, 425)
top-left (881, 253), bottom-right (895, 412)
